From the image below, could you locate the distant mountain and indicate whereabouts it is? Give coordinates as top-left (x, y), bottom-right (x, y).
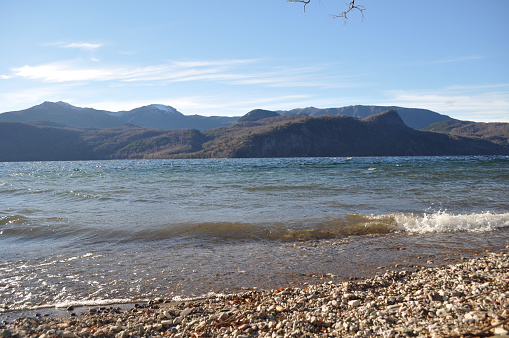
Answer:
top-left (422, 120), bottom-right (509, 145)
top-left (117, 104), bottom-right (237, 130)
top-left (195, 110), bottom-right (507, 158)
top-left (0, 102), bottom-right (456, 131)
top-left (237, 109), bottom-right (280, 122)
top-left (0, 101), bottom-right (123, 129)
top-left (1, 110), bottom-right (507, 161)
top-left (278, 105), bottom-right (454, 129)
top-left (0, 102), bottom-right (237, 130)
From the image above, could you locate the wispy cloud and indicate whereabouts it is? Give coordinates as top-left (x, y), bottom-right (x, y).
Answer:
top-left (5, 59), bottom-right (257, 83)
top-left (421, 55), bottom-right (485, 65)
top-left (381, 84), bottom-right (509, 122)
top-left (10, 61), bottom-right (117, 82)
top-left (62, 42), bottom-right (104, 50)
top-left (4, 59), bottom-right (358, 90)
top-left (86, 94), bottom-right (314, 114)
top-left (46, 41), bottom-right (104, 50)
top-left (0, 84), bottom-right (82, 111)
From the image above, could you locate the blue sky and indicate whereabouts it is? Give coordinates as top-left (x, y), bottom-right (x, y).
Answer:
top-left (1, 0), bottom-right (508, 122)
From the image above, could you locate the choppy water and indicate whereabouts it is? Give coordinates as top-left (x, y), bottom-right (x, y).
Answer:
top-left (1, 156), bottom-right (508, 314)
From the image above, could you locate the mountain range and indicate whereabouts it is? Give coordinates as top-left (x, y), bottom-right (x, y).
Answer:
top-left (1, 108), bottom-right (508, 161)
top-left (0, 101), bottom-right (454, 130)
top-left (0, 101), bottom-right (238, 130)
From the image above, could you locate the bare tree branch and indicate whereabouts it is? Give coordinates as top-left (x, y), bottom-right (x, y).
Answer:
top-left (288, 0), bottom-right (312, 12)
top-left (288, 0), bottom-right (365, 21)
top-left (333, 0), bottom-right (365, 22)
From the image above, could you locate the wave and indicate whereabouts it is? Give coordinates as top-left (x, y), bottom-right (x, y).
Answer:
top-left (162, 211), bottom-right (509, 241)
top-left (393, 211), bottom-right (509, 233)
top-left (1, 212), bottom-right (508, 243)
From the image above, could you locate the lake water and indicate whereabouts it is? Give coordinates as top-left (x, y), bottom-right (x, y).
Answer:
top-left (1, 156), bottom-right (508, 314)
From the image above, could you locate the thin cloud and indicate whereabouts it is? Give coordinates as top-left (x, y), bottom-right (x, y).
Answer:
top-left (421, 56), bottom-right (485, 65)
top-left (86, 94), bottom-right (314, 115)
top-left (6, 59), bottom-right (257, 83)
top-left (10, 62), bottom-right (117, 82)
top-left (382, 85), bottom-right (509, 122)
top-left (44, 41), bottom-right (104, 50)
top-left (0, 84), bottom-right (82, 112)
top-left (5, 59), bottom-right (358, 90)
top-left (63, 42), bottom-right (103, 50)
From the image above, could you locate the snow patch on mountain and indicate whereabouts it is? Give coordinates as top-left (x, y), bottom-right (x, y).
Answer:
top-left (148, 104), bottom-right (178, 113)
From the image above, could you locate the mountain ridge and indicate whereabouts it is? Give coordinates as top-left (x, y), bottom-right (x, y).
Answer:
top-left (195, 110), bottom-right (505, 158)
top-left (422, 120), bottom-right (509, 145)
top-left (0, 102), bottom-right (237, 130)
top-left (279, 105), bottom-right (454, 129)
top-left (0, 102), bottom-right (456, 131)
top-left (3, 110), bottom-right (506, 161)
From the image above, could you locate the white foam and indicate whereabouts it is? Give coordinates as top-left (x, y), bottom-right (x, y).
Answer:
top-left (171, 291), bottom-right (229, 303)
top-left (53, 298), bottom-right (140, 309)
top-left (394, 211), bottom-right (509, 234)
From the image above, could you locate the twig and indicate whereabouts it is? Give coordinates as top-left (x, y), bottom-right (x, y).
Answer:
top-left (332, 0), bottom-right (365, 22)
top-left (288, 0), bottom-right (365, 22)
top-left (288, 0), bottom-right (311, 12)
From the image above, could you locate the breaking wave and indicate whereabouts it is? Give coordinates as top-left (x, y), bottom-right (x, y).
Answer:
top-left (2, 211), bottom-right (507, 243)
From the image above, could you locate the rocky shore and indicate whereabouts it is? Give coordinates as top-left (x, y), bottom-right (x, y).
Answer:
top-left (1, 251), bottom-right (508, 337)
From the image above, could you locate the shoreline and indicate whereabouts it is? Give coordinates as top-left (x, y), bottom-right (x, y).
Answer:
top-left (1, 250), bottom-right (508, 337)
top-left (0, 237), bottom-right (499, 321)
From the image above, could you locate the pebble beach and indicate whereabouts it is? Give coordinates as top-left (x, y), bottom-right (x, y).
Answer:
top-left (1, 251), bottom-right (508, 338)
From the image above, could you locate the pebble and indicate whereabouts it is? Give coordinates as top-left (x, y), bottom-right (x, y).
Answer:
top-left (1, 251), bottom-right (508, 337)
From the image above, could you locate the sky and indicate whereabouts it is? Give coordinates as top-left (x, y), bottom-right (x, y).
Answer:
top-left (0, 0), bottom-right (508, 122)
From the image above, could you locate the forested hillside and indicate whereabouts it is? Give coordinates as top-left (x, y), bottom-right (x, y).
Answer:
top-left (1, 111), bottom-right (507, 161)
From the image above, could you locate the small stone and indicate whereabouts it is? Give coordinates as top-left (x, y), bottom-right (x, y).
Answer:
top-left (61, 331), bottom-right (76, 338)
top-left (217, 312), bottom-right (229, 321)
top-left (494, 326), bottom-right (509, 335)
top-left (181, 307), bottom-right (193, 317)
top-left (387, 304), bottom-right (401, 312)
top-left (428, 292), bottom-right (443, 302)
top-left (79, 328), bottom-right (90, 335)
top-left (0, 330), bottom-right (12, 338)
top-left (348, 299), bottom-right (361, 307)
top-left (109, 325), bottom-right (122, 333)
top-left (115, 331), bottom-right (129, 338)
